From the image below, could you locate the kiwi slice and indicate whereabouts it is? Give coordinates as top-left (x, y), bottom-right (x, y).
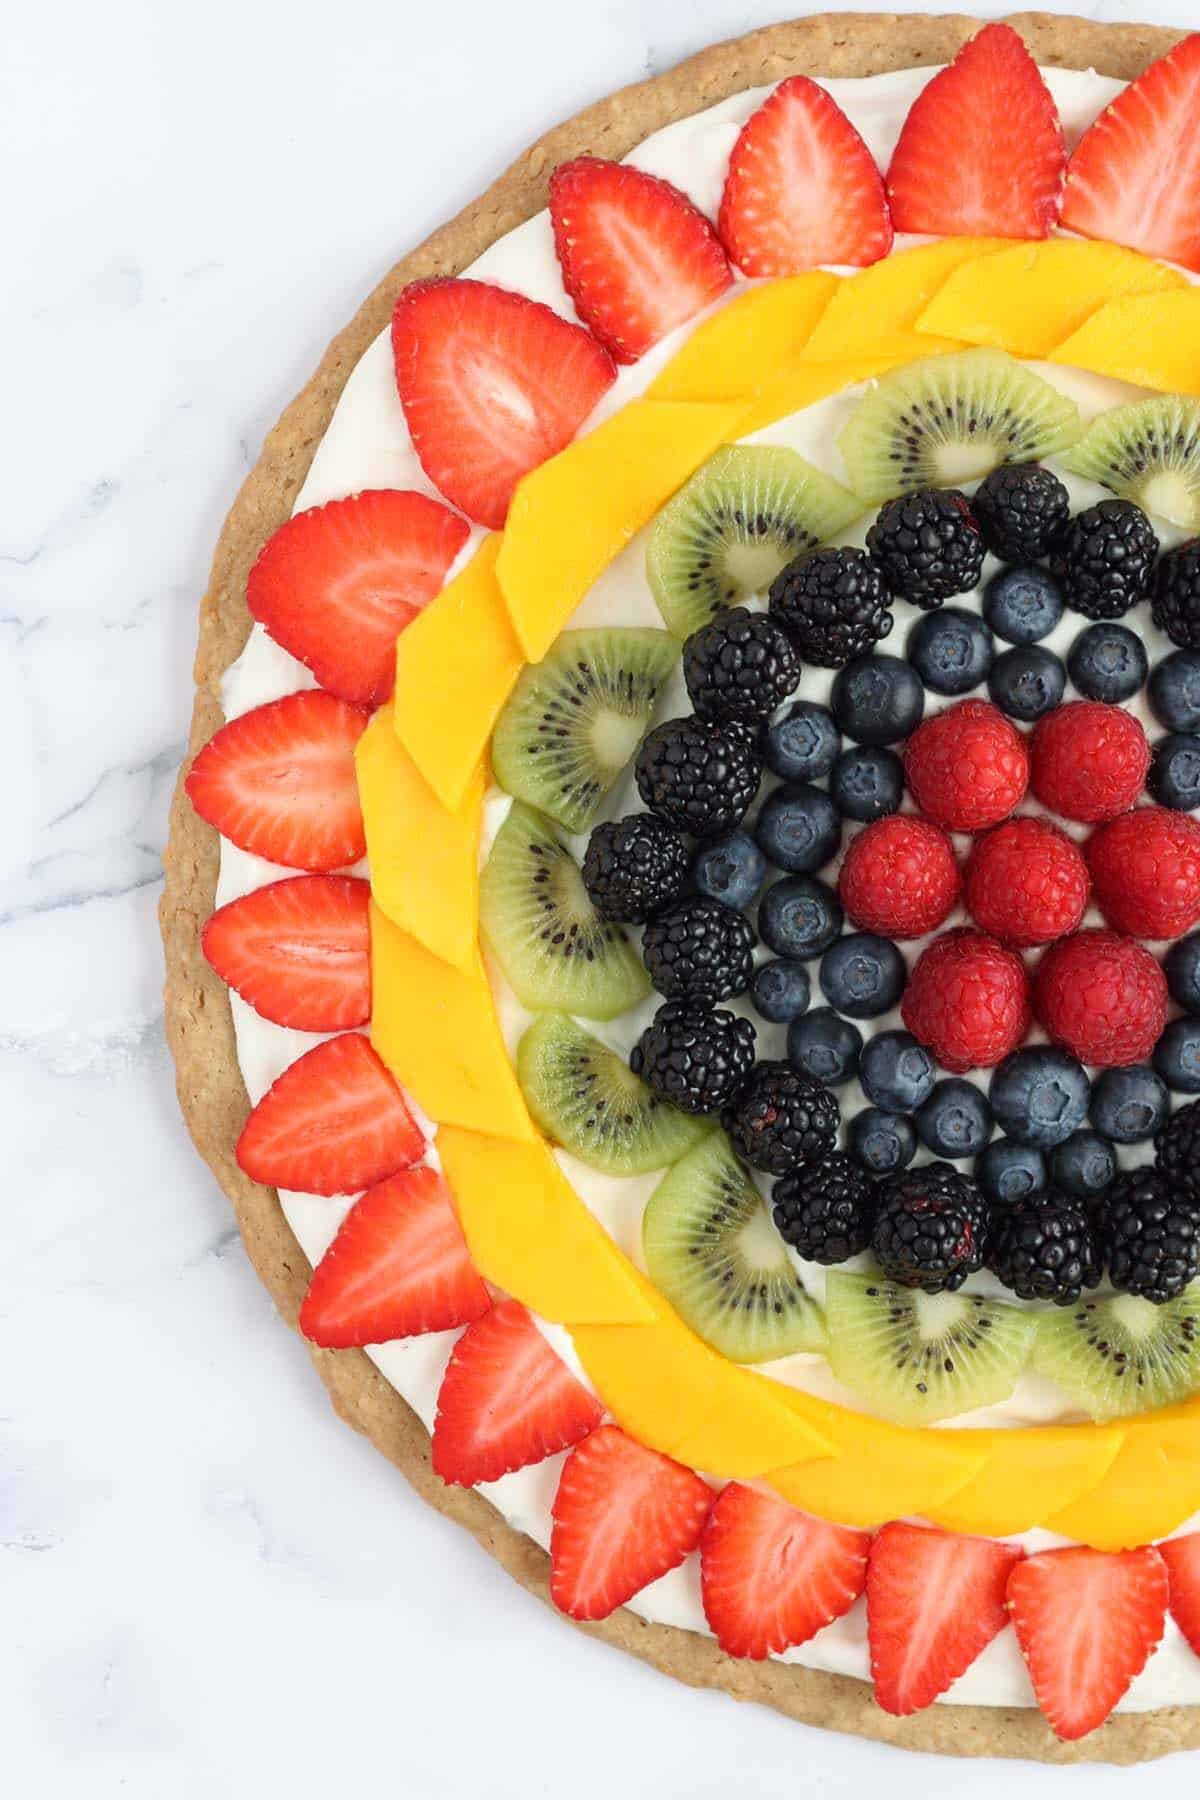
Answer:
top-left (491, 627), bottom-right (679, 833)
top-left (517, 1012), bottom-right (709, 1175)
top-left (642, 1133), bottom-right (825, 1362)
top-left (646, 444), bottom-right (862, 638)
top-left (1061, 396), bottom-right (1200, 530)
top-left (480, 801), bottom-right (650, 1020)
top-left (825, 1269), bottom-right (1037, 1427)
top-left (1033, 1286), bottom-right (1200, 1421)
top-left (837, 349), bottom-right (1082, 503)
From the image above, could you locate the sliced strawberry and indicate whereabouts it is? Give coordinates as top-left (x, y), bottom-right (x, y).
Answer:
top-left (699, 1483), bottom-right (869, 1660)
top-left (236, 1033), bottom-right (423, 1196)
top-left (1063, 33), bottom-right (1200, 271)
top-left (550, 1424), bottom-right (712, 1622)
top-left (1008, 1546), bottom-right (1168, 1741)
top-left (246, 490), bottom-right (469, 707)
top-left (866, 1521), bottom-right (1022, 1714)
top-left (1161, 1532), bottom-right (1200, 1656)
top-left (717, 75), bottom-right (892, 277)
top-left (202, 875), bottom-right (371, 1031)
top-left (549, 156), bottom-right (732, 364)
top-left (391, 278), bottom-right (616, 529)
top-left (886, 24), bottom-right (1065, 238)
top-left (299, 1166), bottom-right (489, 1348)
top-left (431, 1298), bottom-right (601, 1487)
top-left (185, 691), bottom-right (368, 872)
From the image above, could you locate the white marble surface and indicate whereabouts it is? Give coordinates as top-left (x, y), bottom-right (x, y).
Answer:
top-left (8, 1), bottom-right (1200, 1792)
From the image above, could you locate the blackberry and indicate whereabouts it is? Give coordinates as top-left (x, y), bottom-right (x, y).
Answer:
top-left (972, 462), bottom-right (1070, 564)
top-left (630, 999), bottom-right (756, 1116)
top-left (682, 606), bottom-right (801, 724)
top-left (1050, 498), bottom-right (1158, 620)
top-left (635, 715), bottom-right (762, 839)
top-left (865, 488), bottom-right (984, 609)
top-left (871, 1163), bottom-right (988, 1294)
top-left (768, 546), bottom-right (893, 667)
top-left (1156, 1099), bottom-right (1200, 1202)
top-left (581, 813), bottom-right (689, 923)
top-left (1100, 1167), bottom-right (1200, 1304)
top-left (722, 1060), bottom-right (840, 1176)
top-left (642, 895), bottom-right (756, 1002)
top-left (986, 1194), bottom-right (1102, 1306)
top-left (1152, 539), bottom-right (1200, 650)
top-left (773, 1152), bottom-right (876, 1264)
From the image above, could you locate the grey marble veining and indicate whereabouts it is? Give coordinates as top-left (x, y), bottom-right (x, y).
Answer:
top-left (7, 1), bottom-right (1200, 1793)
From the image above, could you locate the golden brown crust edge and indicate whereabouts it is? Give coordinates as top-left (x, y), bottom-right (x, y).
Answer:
top-left (161, 13), bottom-right (1199, 1762)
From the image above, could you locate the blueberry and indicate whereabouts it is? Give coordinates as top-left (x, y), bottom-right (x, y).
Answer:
top-left (915, 1078), bottom-right (993, 1159)
top-left (1164, 933), bottom-right (1200, 1015)
top-left (1154, 1017), bottom-right (1200, 1093)
top-left (1149, 650), bottom-right (1200, 734)
top-left (690, 829), bottom-right (766, 910)
top-left (755, 782), bottom-right (841, 874)
top-left (828, 745), bottom-right (904, 823)
top-left (758, 875), bottom-right (843, 960)
top-left (906, 606), bottom-right (993, 696)
top-left (819, 932), bottom-right (907, 1019)
top-left (1089, 1065), bottom-right (1170, 1143)
top-left (982, 565), bottom-right (1065, 645)
top-left (848, 1107), bottom-right (918, 1174)
top-left (987, 644), bottom-right (1066, 721)
top-left (750, 958), bottom-right (811, 1025)
top-left (976, 1138), bottom-right (1048, 1204)
top-left (989, 1047), bottom-right (1090, 1148)
top-left (1067, 622), bottom-right (1148, 703)
top-left (1149, 734), bottom-right (1200, 811)
top-left (761, 700), bottom-right (841, 782)
top-left (859, 1029), bottom-right (936, 1114)
top-left (787, 1007), bottom-right (863, 1086)
top-left (830, 654), bottom-right (925, 746)
top-left (1051, 1130), bottom-right (1117, 1200)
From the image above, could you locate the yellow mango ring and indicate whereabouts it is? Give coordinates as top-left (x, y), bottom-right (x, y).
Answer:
top-left (362, 238), bottom-right (1200, 1549)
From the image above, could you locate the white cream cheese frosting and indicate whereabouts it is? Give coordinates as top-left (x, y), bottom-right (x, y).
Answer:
top-left (212, 62), bottom-right (1200, 1707)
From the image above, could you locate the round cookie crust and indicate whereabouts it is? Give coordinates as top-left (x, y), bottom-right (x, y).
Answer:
top-left (161, 12), bottom-right (1197, 1763)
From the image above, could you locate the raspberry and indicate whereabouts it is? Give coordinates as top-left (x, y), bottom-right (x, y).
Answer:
top-left (1086, 806), bottom-right (1200, 939)
top-left (903, 699), bottom-right (1029, 832)
top-left (900, 929), bottom-right (1032, 1073)
top-left (1029, 701), bottom-right (1149, 823)
top-left (1034, 929), bottom-right (1168, 1067)
top-left (837, 815), bottom-right (960, 940)
top-left (963, 817), bottom-right (1090, 948)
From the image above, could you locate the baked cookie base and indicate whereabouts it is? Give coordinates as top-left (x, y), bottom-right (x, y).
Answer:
top-left (161, 11), bottom-right (1199, 1761)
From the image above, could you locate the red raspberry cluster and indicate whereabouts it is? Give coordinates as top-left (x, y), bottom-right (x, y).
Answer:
top-left (834, 696), bottom-right (1200, 1072)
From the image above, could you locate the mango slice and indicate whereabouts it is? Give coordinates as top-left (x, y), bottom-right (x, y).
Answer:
top-left (571, 1282), bottom-right (834, 1477)
top-left (496, 399), bottom-right (746, 662)
top-left (392, 535), bottom-right (524, 813)
top-left (1043, 1404), bottom-right (1200, 1550)
top-left (928, 1425), bottom-right (1125, 1537)
top-left (918, 240), bottom-right (1187, 359)
top-left (369, 902), bottom-right (534, 1143)
top-left (356, 710), bottom-right (482, 972)
top-left (647, 272), bottom-right (839, 403)
top-left (1050, 292), bottom-right (1200, 395)
top-left (437, 1127), bottom-right (656, 1325)
top-left (737, 353), bottom-right (914, 437)
top-left (765, 1392), bottom-right (985, 1527)
top-left (800, 238), bottom-right (1005, 362)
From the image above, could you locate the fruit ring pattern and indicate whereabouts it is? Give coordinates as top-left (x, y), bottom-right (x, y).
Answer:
top-left (183, 31), bottom-right (1200, 1739)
